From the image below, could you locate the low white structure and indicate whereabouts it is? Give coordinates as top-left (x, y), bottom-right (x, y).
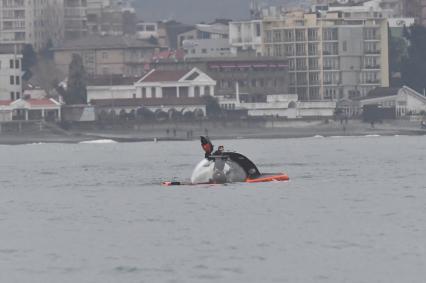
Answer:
top-left (88, 85), bottom-right (136, 101)
top-left (135, 68), bottom-right (216, 99)
top-left (220, 93), bottom-right (336, 119)
top-left (0, 53), bottom-right (23, 101)
top-left (0, 100), bottom-right (13, 122)
top-left (10, 98), bottom-right (62, 121)
top-left (87, 68), bottom-right (217, 102)
top-left (360, 86), bottom-right (426, 116)
top-left (91, 97), bottom-right (207, 120)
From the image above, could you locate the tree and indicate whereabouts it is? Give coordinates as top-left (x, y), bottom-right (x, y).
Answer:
top-left (203, 95), bottom-right (223, 117)
top-left (401, 25), bottom-right (426, 93)
top-left (389, 28), bottom-right (408, 87)
top-left (22, 44), bottom-right (37, 80)
top-left (65, 54), bottom-right (87, 104)
top-left (148, 35), bottom-right (158, 45)
top-left (41, 38), bottom-right (54, 60)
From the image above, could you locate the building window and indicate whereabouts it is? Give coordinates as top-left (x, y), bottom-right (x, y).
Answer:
top-left (16, 76), bottom-right (20, 85)
top-left (16, 92), bottom-right (20, 99)
top-left (295, 29), bottom-right (305, 41)
top-left (285, 44), bottom-right (294, 56)
top-left (15, 60), bottom-right (20, 69)
top-left (142, 87), bottom-right (146, 98)
top-left (152, 87), bottom-right (156, 97)
top-left (102, 52), bottom-right (108, 59)
top-left (296, 43), bottom-right (306, 56)
top-left (10, 59), bottom-right (14, 68)
top-left (308, 28), bottom-right (318, 41)
top-left (10, 76), bottom-right (14, 85)
top-left (256, 23), bottom-right (261, 37)
top-left (201, 49), bottom-right (207, 54)
top-left (10, 92), bottom-right (15, 100)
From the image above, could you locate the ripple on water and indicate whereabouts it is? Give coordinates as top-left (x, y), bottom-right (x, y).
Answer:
top-left (114, 266), bottom-right (175, 274)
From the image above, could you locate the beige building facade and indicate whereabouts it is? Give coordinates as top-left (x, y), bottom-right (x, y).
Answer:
top-left (0, 0), bottom-right (64, 50)
top-left (230, 10), bottom-right (389, 101)
top-left (53, 35), bottom-right (158, 77)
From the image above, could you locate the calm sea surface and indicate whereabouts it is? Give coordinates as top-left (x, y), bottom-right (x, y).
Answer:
top-left (1, 135), bottom-right (425, 283)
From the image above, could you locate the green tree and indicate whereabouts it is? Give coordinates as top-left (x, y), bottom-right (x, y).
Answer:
top-left (203, 95), bottom-right (223, 117)
top-left (401, 25), bottom-right (426, 92)
top-left (41, 38), bottom-right (54, 60)
top-left (389, 34), bottom-right (408, 87)
top-left (21, 44), bottom-right (37, 80)
top-left (65, 54), bottom-right (87, 104)
top-left (148, 35), bottom-right (158, 45)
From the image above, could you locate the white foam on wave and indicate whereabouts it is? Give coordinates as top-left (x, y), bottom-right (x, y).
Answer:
top-left (79, 139), bottom-right (117, 144)
top-left (364, 134), bottom-right (381, 137)
top-left (313, 135), bottom-right (324, 138)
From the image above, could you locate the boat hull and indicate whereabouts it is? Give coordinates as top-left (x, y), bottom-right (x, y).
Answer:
top-left (162, 173), bottom-right (289, 186)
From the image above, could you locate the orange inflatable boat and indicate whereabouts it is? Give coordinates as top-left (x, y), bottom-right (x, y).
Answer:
top-left (162, 137), bottom-right (289, 186)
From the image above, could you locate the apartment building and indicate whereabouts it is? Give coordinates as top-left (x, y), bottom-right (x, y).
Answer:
top-left (0, 53), bottom-right (23, 100)
top-left (0, 0), bottom-right (64, 50)
top-left (405, 0), bottom-right (426, 25)
top-left (151, 57), bottom-right (289, 106)
top-left (230, 10), bottom-right (389, 101)
top-left (53, 35), bottom-right (159, 77)
top-left (177, 23), bottom-right (229, 49)
top-left (64, 0), bottom-right (87, 39)
top-left (86, 0), bottom-right (136, 36)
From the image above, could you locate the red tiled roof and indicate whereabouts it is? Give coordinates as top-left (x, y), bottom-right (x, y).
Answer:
top-left (0, 100), bottom-right (11, 106)
top-left (90, 97), bottom-right (206, 107)
top-left (141, 70), bottom-right (189, 83)
top-left (27, 99), bottom-right (59, 106)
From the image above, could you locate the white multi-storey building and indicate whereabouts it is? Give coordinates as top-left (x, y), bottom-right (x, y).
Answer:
top-left (64, 0), bottom-right (87, 39)
top-left (0, 0), bottom-right (64, 50)
top-left (0, 53), bottom-right (23, 100)
top-left (230, 9), bottom-right (389, 101)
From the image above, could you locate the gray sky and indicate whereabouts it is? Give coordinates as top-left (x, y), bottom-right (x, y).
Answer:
top-left (133, 0), bottom-right (306, 23)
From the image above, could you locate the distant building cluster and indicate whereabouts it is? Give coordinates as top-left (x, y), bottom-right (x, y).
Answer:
top-left (1, 0), bottom-right (426, 124)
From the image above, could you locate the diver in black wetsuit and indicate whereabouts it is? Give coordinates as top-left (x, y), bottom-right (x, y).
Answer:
top-left (212, 145), bottom-right (227, 183)
top-left (212, 145), bottom-right (224, 157)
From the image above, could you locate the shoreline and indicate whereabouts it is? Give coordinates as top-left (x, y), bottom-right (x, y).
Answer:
top-left (0, 120), bottom-right (425, 145)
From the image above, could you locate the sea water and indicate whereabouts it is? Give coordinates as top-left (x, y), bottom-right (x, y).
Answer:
top-left (0, 136), bottom-right (425, 283)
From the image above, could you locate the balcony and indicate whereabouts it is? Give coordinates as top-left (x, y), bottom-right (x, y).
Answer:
top-left (364, 65), bottom-right (381, 69)
top-left (362, 80), bottom-right (380, 84)
top-left (365, 50), bottom-right (380, 55)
